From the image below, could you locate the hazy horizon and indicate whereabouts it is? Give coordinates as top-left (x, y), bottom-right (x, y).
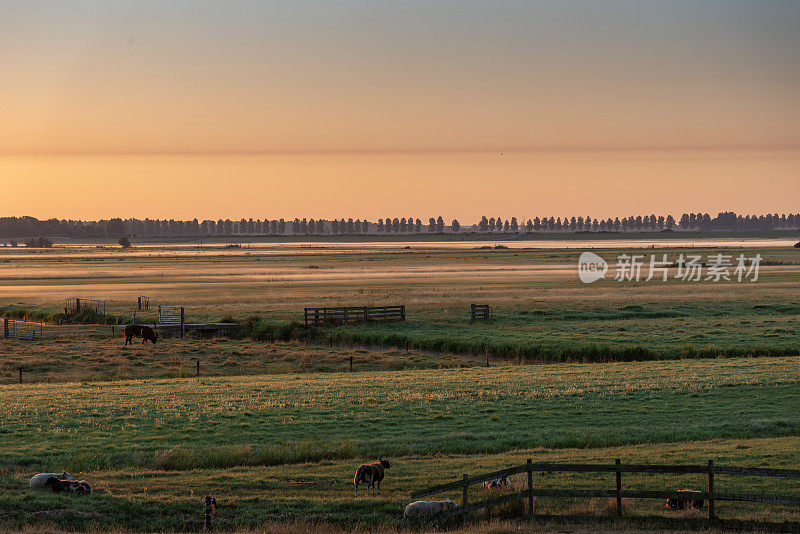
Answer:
top-left (2, 1), bottom-right (798, 219)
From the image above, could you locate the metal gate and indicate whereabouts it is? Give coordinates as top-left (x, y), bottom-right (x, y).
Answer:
top-left (64, 298), bottom-right (106, 317)
top-left (3, 319), bottom-right (44, 340)
top-left (158, 306), bottom-right (184, 325)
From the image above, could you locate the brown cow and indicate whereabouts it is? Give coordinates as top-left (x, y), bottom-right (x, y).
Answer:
top-left (124, 324), bottom-right (158, 345)
top-left (354, 459), bottom-right (390, 496)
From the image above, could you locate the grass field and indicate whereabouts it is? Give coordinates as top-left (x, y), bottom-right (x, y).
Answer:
top-left (0, 338), bottom-right (482, 384)
top-left (2, 436), bottom-right (799, 531)
top-left (1, 240), bottom-right (799, 362)
top-left (1, 237), bottom-right (799, 531)
top-left (3, 356), bottom-right (799, 472)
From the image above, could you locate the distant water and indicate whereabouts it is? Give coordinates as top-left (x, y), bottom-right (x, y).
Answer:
top-left (2, 236), bottom-right (794, 259)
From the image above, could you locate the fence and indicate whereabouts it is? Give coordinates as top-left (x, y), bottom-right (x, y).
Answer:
top-left (411, 459), bottom-right (800, 524)
top-left (64, 298), bottom-right (106, 318)
top-left (158, 306), bottom-right (185, 337)
top-left (137, 296), bottom-right (150, 311)
top-left (3, 318), bottom-right (43, 340)
top-left (470, 304), bottom-right (492, 320)
top-left (304, 305), bottom-right (405, 326)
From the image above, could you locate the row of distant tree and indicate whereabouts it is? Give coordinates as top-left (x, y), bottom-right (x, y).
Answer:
top-left (0, 212), bottom-right (798, 239)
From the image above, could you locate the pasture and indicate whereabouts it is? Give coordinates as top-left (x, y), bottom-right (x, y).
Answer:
top-left (1, 238), bottom-right (799, 531)
top-left (1, 241), bottom-right (799, 362)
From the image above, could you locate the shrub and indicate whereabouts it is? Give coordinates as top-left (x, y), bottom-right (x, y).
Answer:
top-left (24, 236), bottom-right (53, 248)
top-left (119, 236), bottom-right (132, 248)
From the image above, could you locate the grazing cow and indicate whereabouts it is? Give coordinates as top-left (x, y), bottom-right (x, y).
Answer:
top-left (45, 477), bottom-right (91, 494)
top-left (30, 472), bottom-right (74, 488)
top-left (403, 498), bottom-right (457, 520)
top-left (666, 489), bottom-right (704, 510)
top-left (353, 459), bottom-right (391, 496)
top-left (483, 476), bottom-right (511, 490)
top-left (124, 324), bottom-right (158, 345)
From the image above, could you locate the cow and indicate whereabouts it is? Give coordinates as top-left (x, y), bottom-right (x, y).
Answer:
top-left (124, 324), bottom-right (158, 345)
top-left (666, 489), bottom-right (704, 511)
top-left (354, 459), bottom-right (391, 496)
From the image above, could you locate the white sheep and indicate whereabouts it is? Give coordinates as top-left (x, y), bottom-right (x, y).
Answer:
top-left (30, 472), bottom-right (75, 488)
top-left (403, 497), bottom-right (458, 520)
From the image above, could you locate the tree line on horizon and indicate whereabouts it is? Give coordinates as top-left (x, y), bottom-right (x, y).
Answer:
top-left (0, 211), bottom-right (798, 241)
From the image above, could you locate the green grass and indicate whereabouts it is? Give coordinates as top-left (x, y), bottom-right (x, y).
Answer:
top-left (2, 242), bottom-right (798, 364)
top-left (1, 240), bottom-right (799, 531)
top-left (312, 299), bottom-right (800, 362)
top-left (2, 357), bottom-right (799, 472)
top-left (0, 337), bottom-right (483, 385)
top-left (1, 436), bottom-right (799, 531)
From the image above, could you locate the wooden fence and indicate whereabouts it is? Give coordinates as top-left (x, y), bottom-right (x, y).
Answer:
top-left (64, 298), bottom-right (106, 318)
top-left (137, 296), bottom-right (150, 311)
top-left (3, 318), bottom-right (43, 340)
top-left (411, 459), bottom-right (800, 524)
top-left (470, 304), bottom-right (492, 320)
top-left (304, 305), bottom-right (405, 326)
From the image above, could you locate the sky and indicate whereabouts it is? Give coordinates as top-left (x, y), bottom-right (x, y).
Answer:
top-left (1, 1), bottom-right (799, 221)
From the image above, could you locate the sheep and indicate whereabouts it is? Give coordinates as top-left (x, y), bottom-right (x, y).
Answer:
top-left (353, 458), bottom-right (390, 496)
top-left (666, 489), bottom-right (704, 510)
top-left (403, 498), bottom-right (458, 520)
top-left (44, 477), bottom-right (91, 494)
top-left (29, 472), bottom-right (74, 488)
top-left (483, 476), bottom-right (511, 490)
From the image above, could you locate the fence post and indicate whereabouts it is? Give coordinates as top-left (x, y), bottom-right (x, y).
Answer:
top-left (405, 339), bottom-right (409, 352)
top-left (75, 298), bottom-right (81, 314)
top-left (462, 473), bottom-right (469, 524)
top-left (363, 306), bottom-right (368, 322)
top-left (180, 307), bottom-right (185, 338)
top-left (485, 344), bottom-right (489, 367)
top-left (708, 459), bottom-right (715, 520)
top-left (138, 296), bottom-right (142, 311)
top-left (401, 305), bottom-right (405, 321)
top-left (4, 318), bottom-right (9, 338)
top-left (19, 368), bottom-right (22, 384)
top-left (349, 356), bottom-right (353, 372)
top-left (615, 458), bottom-right (622, 516)
top-left (527, 458), bottom-right (534, 517)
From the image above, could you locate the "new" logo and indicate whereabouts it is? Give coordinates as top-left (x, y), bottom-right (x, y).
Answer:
top-left (578, 252), bottom-right (608, 284)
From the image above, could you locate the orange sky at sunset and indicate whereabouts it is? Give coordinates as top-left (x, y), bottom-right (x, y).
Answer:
top-left (1, 1), bottom-right (798, 220)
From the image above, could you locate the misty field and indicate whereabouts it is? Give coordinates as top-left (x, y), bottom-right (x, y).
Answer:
top-left (1, 242), bottom-right (799, 362)
top-left (1, 239), bottom-right (799, 531)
